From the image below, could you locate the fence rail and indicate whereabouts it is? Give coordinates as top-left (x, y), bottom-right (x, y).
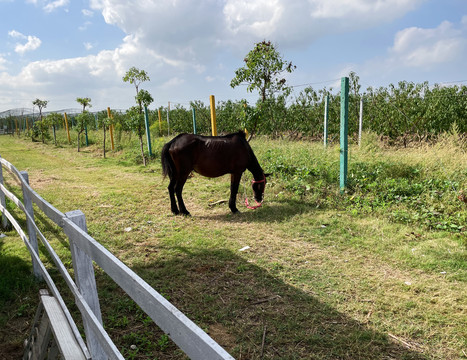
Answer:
top-left (0, 155), bottom-right (234, 360)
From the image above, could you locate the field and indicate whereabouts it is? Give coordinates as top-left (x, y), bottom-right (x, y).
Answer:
top-left (0, 132), bottom-right (466, 359)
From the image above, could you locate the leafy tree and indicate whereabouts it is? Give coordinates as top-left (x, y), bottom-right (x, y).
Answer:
top-left (123, 67), bottom-right (150, 113)
top-left (74, 112), bottom-right (94, 152)
top-left (75, 97), bottom-right (92, 151)
top-left (45, 112), bottom-right (63, 146)
top-left (123, 67), bottom-right (153, 165)
top-left (76, 97), bottom-right (92, 112)
top-left (32, 98), bottom-right (48, 143)
top-left (230, 40), bottom-right (296, 136)
top-left (125, 89), bottom-right (154, 166)
top-left (135, 89), bottom-right (153, 110)
top-left (97, 110), bottom-right (113, 159)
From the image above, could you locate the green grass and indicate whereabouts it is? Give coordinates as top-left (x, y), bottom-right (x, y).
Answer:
top-left (0, 131), bottom-right (466, 359)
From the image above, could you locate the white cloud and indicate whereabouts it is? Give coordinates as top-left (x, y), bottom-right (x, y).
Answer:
top-left (82, 9), bottom-right (94, 17)
top-left (84, 42), bottom-right (93, 51)
top-left (163, 77), bottom-right (185, 88)
top-left (2, 0), bottom-right (442, 110)
top-left (8, 30), bottom-right (26, 39)
top-left (0, 55), bottom-right (7, 71)
top-left (43, 0), bottom-right (69, 13)
top-left (86, 0), bottom-right (426, 75)
top-left (309, 0), bottom-right (425, 19)
top-left (8, 30), bottom-right (42, 55)
top-left (79, 21), bottom-right (92, 31)
top-left (223, 0), bottom-right (428, 49)
top-left (390, 21), bottom-right (466, 67)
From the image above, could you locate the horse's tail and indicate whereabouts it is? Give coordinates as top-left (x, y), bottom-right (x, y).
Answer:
top-left (161, 139), bottom-right (176, 179)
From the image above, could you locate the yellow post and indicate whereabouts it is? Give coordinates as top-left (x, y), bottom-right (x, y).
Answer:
top-left (210, 95), bottom-right (217, 136)
top-left (158, 108), bottom-right (162, 133)
top-left (107, 107), bottom-right (115, 151)
top-left (64, 113), bottom-right (71, 144)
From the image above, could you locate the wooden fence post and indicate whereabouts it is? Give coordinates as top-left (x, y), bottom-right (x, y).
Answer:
top-left (167, 102), bottom-right (170, 135)
top-left (20, 171), bottom-right (42, 279)
top-left (158, 108), bottom-right (162, 134)
top-left (210, 95), bottom-right (217, 136)
top-left (65, 210), bottom-right (107, 360)
top-left (64, 113), bottom-right (71, 144)
top-left (0, 156), bottom-right (9, 230)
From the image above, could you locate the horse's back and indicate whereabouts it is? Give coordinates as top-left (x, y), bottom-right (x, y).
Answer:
top-left (168, 132), bottom-right (250, 178)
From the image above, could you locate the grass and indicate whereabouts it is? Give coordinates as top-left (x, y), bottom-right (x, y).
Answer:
top-left (0, 131), bottom-right (466, 359)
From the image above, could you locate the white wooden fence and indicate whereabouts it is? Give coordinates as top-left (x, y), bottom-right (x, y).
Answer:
top-left (0, 155), bottom-right (234, 360)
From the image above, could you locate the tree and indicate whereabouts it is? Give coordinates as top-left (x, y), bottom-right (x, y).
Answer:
top-left (128, 89), bottom-right (154, 166)
top-left (75, 97), bottom-right (92, 151)
top-left (74, 112), bottom-right (94, 152)
top-left (97, 110), bottom-right (113, 159)
top-left (76, 97), bottom-right (92, 112)
top-left (32, 98), bottom-right (48, 143)
top-left (230, 40), bottom-right (296, 137)
top-left (45, 112), bottom-right (63, 146)
top-left (123, 67), bottom-right (153, 165)
top-left (123, 67), bottom-right (150, 113)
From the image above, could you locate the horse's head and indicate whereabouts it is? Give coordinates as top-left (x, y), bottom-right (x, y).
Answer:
top-left (251, 173), bottom-right (271, 203)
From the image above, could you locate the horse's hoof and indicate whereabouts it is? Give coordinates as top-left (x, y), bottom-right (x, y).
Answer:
top-left (171, 209), bottom-right (180, 215)
top-left (230, 208), bottom-right (239, 214)
top-left (181, 212), bottom-right (191, 217)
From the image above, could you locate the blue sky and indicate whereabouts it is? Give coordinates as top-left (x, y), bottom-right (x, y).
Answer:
top-left (1, 0), bottom-right (466, 113)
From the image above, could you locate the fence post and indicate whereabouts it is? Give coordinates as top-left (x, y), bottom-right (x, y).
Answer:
top-left (192, 107), bottom-right (197, 134)
top-left (340, 77), bottom-right (349, 193)
top-left (324, 94), bottom-right (329, 148)
top-left (210, 95), bottom-right (217, 136)
top-left (20, 171), bottom-right (42, 280)
top-left (0, 156), bottom-right (9, 230)
top-left (358, 97), bottom-right (363, 147)
top-left (64, 113), bottom-right (71, 144)
top-left (158, 108), bottom-right (162, 134)
top-left (106, 108), bottom-right (115, 151)
top-left (65, 210), bottom-right (107, 360)
top-left (144, 106), bottom-right (153, 157)
top-left (167, 102), bottom-right (170, 136)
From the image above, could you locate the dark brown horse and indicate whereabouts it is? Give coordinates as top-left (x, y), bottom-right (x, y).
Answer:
top-left (161, 131), bottom-right (268, 215)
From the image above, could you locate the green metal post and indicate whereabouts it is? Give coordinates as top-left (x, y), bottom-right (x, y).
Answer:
top-left (144, 106), bottom-right (153, 157)
top-left (192, 108), bottom-right (197, 134)
top-left (324, 94), bottom-right (329, 148)
top-left (340, 77), bottom-right (349, 193)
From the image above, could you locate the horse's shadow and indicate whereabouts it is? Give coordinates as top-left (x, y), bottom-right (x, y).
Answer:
top-left (197, 198), bottom-right (318, 223)
top-left (125, 246), bottom-right (427, 359)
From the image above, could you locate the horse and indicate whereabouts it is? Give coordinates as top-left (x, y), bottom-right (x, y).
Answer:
top-left (161, 130), bottom-right (269, 216)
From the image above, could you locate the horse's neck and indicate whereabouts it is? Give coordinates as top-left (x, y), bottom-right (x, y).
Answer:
top-left (247, 152), bottom-right (264, 180)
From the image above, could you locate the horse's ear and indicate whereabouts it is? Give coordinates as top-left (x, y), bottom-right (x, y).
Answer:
top-left (264, 173), bottom-right (272, 178)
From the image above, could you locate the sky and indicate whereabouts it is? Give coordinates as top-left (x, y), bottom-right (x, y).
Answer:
top-left (0, 0), bottom-right (466, 113)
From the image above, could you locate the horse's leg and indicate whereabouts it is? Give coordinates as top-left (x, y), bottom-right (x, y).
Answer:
top-left (229, 173), bottom-right (242, 213)
top-left (168, 177), bottom-right (179, 215)
top-left (175, 173), bottom-right (191, 216)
